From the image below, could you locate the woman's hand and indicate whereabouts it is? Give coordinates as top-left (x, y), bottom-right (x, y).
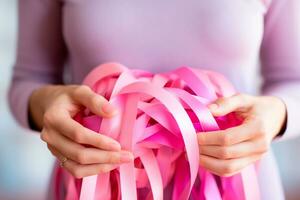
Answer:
top-left (197, 93), bottom-right (287, 177)
top-left (29, 85), bottom-right (134, 178)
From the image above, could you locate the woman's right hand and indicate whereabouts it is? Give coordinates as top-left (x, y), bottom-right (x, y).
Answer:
top-left (29, 85), bottom-right (134, 178)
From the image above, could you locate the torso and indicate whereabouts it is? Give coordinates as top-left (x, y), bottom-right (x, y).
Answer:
top-left (61, 0), bottom-right (265, 94)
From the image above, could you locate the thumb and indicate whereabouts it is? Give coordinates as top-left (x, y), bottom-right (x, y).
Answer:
top-left (72, 85), bottom-right (118, 117)
top-left (208, 94), bottom-right (253, 116)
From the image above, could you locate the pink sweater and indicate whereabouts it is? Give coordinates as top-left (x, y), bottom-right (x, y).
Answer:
top-left (8, 0), bottom-right (300, 199)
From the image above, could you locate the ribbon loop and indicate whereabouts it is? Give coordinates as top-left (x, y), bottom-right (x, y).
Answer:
top-left (57, 63), bottom-right (260, 200)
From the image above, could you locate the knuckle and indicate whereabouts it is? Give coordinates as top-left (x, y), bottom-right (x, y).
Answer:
top-left (72, 167), bottom-right (84, 179)
top-left (90, 95), bottom-right (101, 107)
top-left (220, 134), bottom-right (232, 146)
top-left (73, 128), bottom-right (84, 143)
top-left (43, 111), bottom-right (56, 126)
top-left (113, 153), bottom-right (121, 163)
top-left (221, 163), bottom-right (236, 175)
top-left (106, 155), bottom-right (114, 164)
top-left (106, 153), bottom-right (119, 164)
top-left (219, 148), bottom-right (232, 159)
top-left (74, 85), bottom-right (91, 96)
top-left (76, 149), bottom-right (88, 164)
top-left (98, 165), bottom-right (110, 174)
top-left (215, 98), bottom-right (226, 106)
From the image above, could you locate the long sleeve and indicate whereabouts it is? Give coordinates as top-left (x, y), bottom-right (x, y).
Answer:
top-left (260, 0), bottom-right (300, 140)
top-left (8, 0), bottom-right (66, 129)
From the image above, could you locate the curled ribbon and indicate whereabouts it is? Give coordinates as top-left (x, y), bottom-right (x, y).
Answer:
top-left (56, 62), bottom-right (260, 200)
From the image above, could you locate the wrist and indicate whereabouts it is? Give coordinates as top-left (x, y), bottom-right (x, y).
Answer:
top-left (273, 97), bottom-right (288, 138)
top-left (266, 96), bottom-right (287, 139)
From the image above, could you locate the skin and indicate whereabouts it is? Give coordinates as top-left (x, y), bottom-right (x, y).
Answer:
top-left (29, 85), bottom-right (134, 179)
top-left (197, 93), bottom-right (287, 177)
top-left (30, 86), bottom-right (286, 178)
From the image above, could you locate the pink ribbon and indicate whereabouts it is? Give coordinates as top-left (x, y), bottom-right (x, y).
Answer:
top-left (55, 62), bottom-right (260, 200)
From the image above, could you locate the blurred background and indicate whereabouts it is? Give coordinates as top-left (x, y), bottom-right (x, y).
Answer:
top-left (0, 1), bottom-right (300, 200)
top-left (0, 1), bottom-right (54, 200)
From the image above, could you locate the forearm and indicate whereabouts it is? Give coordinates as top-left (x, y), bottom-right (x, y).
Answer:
top-left (8, 0), bottom-right (66, 129)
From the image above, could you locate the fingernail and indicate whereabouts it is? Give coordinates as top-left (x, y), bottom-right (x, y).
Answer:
top-left (208, 103), bottom-right (218, 111)
top-left (120, 152), bottom-right (134, 163)
top-left (110, 142), bottom-right (121, 151)
top-left (102, 102), bottom-right (117, 114)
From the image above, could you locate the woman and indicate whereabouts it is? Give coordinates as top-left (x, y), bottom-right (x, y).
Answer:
top-left (8, 0), bottom-right (300, 199)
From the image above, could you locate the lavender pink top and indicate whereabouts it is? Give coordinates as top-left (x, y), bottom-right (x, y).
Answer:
top-left (8, 0), bottom-right (300, 199)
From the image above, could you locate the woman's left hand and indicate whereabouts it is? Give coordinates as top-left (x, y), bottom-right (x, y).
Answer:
top-left (197, 93), bottom-right (287, 177)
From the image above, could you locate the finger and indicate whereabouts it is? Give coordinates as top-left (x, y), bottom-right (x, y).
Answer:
top-left (198, 120), bottom-right (260, 146)
top-left (48, 145), bottom-right (118, 178)
top-left (65, 159), bottom-right (119, 179)
top-left (199, 154), bottom-right (261, 177)
top-left (72, 85), bottom-right (118, 117)
top-left (199, 139), bottom-right (268, 159)
top-left (45, 129), bottom-right (134, 165)
top-left (47, 144), bottom-right (67, 162)
top-left (45, 109), bottom-right (121, 151)
top-left (208, 94), bottom-right (253, 117)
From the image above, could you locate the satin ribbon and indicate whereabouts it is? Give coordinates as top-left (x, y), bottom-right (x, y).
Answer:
top-left (55, 62), bottom-right (260, 200)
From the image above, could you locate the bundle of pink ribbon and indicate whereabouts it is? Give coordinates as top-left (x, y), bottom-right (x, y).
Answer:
top-left (56, 62), bottom-right (260, 200)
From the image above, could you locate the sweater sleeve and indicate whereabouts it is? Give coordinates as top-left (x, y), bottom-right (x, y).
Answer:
top-left (8, 0), bottom-right (66, 129)
top-left (260, 0), bottom-right (300, 141)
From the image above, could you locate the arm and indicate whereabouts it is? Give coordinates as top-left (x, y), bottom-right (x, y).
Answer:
top-left (8, 0), bottom-right (133, 178)
top-left (197, 0), bottom-right (300, 176)
top-left (8, 0), bottom-right (66, 129)
top-left (260, 0), bottom-right (300, 141)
